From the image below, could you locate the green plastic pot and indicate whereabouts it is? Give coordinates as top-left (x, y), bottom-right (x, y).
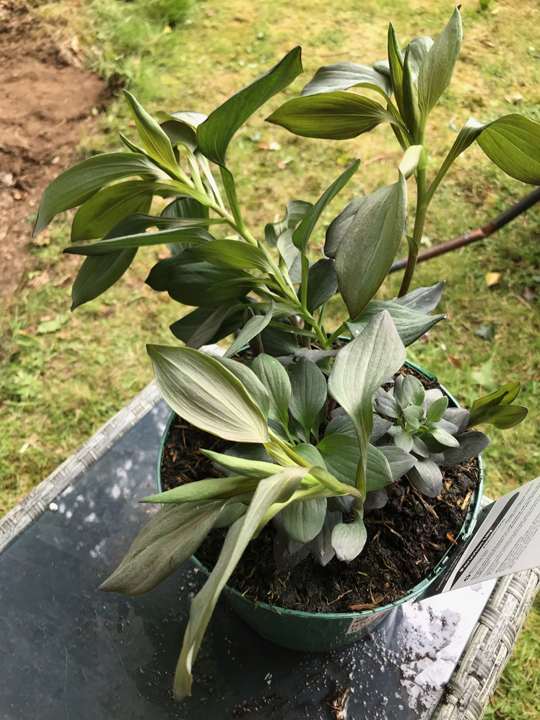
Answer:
top-left (157, 360), bottom-right (483, 652)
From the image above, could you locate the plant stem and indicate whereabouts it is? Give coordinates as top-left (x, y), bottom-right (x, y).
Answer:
top-left (398, 162), bottom-right (428, 297)
top-left (324, 322), bottom-right (347, 349)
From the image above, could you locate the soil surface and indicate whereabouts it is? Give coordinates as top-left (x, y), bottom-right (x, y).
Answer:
top-left (0, 0), bottom-right (108, 294)
top-left (161, 366), bottom-right (482, 614)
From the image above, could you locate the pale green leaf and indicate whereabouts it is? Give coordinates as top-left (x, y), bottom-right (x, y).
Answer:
top-left (291, 160), bottom-right (359, 253)
top-left (224, 305), bottom-right (274, 358)
top-left (301, 62), bottom-right (391, 99)
top-left (267, 92), bottom-right (405, 140)
top-left (197, 47), bottom-right (303, 167)
top-left (174, 466), bottom-right (309, 700)
top-left (418, 7), bottom-right (462, 118)
top-left (33, 152), bottom-right (161, 236)
top-left (124, 91), bottom-right (179, 172)
top-left (281, 497), bottom-right (327, 543)
top-left (328, 311), bottom-right (406, 497)
top-left (347, 300), bottom-right (445, 347)
top-left (99, 501), bottom-right (225, 596)
top-left (215, 358), bottom-right (270, 417)
top-left (331, 513), bottom-right (367, 561)
top-left (336, 172), bottom-right (407, 320)
top-left (148, 345), bottom-right (269, 443)
top-left (187, 240), bottom-right (274, 272)
top-left (251, 354), bottom-right (291, 431)
top-left (289, 357), bottom-right (328, 440)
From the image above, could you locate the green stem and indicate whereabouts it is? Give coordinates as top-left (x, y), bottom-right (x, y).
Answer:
top-left (398, 162), bottom-right (428, 297)
top-left (300, 254), bottom-right (309, 311)
top-left (324, 322), bottom-right (348, 349)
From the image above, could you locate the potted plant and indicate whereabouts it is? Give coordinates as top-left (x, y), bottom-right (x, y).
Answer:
top-left (33, 7), bottom-right (537, 702)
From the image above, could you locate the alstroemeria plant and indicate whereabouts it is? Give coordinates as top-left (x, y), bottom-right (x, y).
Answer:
top-left (33, 6), bottom-right (537, 702)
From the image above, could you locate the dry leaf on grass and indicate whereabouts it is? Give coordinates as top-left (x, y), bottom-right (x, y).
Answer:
top-left (486, 272), bottom-right (502, 287)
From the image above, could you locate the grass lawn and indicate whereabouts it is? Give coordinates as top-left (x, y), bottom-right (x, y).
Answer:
top-left (1, 0), bottom-right (539, 716)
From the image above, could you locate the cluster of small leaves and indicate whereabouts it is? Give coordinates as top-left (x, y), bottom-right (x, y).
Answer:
top-left (373, 378), bottom-right (528, 498)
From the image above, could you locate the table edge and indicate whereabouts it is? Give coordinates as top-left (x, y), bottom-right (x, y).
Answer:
top-left (0, 380), bottom-right (162, 553)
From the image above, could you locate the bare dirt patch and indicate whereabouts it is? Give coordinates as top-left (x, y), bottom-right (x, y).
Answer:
top-left (0, 0), bottom-right (108, 294)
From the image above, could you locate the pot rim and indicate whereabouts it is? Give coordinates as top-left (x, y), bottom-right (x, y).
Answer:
top-left (156, 359), bottom-right (484, 621)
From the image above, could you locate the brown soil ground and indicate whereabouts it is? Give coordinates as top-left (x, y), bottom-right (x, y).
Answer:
top-left (0, 0), bottom-right (108, 295)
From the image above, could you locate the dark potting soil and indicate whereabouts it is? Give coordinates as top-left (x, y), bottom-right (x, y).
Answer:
top-left (160, 366), bottom-right (481, 614)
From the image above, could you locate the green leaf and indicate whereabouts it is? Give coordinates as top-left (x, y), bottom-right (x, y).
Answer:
top-left (471, 404), bottom-right (528, 430)
top-left (187, 240), bottom-right (274, 272)
top-left (67, 216), bottom-right (215, 256)
top-left (402, 374), bottom-right (425, 406)
top-left (476, 115), bottom-right (540, 185)
top-left (183, 300), bottom-right (243, 349)
top-left (347, 300), bottom-right (446, 347)
top-left (159, 117), bottom-right (198, 151)
top-left (224, 305), bottom-right (274, 358)
top-left (71, 249), bottom-right (137, 310)
top-left (407, 458), bottom-right (442, 497)
top-left (426, 395), bottom-right (448, 422)
top-left (439, 431), bottom-right (491, 466)
top-left (99, 501), bottom-right (225, 596)
top-left (265, 199), bottom-right (313, 246)
top-left (469, 382), bottom-right (522, 426)
top-left (260, 323), bottom-right (300, 356)
top-left (301, 62), bottom-right (391, 99)
top-left (157, 110), bottom-right (207, 129)
top-left (387, 23), bottom-right (404, 116)
top-left (325, 197), bottom-right (367, 260)
top-left (33, 152), bottom-right (161, 236)
top-left (394, 281), bottom-right (445, 314)
top-left (328, 311), bottom-right (406, 497)
top-left (251, 354), bottom-right (291, 431)
top-left (201, 450), bottom-right (278, 479)
top-left (215, 357), bottom-right (270, 417)
top-left (174, 466), bottom-right (309, 700)
top-left (379, 445), bottom-right (417, 480)
top-left (305, 258), bottom-right (338, 312)
top-left (124, 91), bottom-right (179, 173)
top-left (281, 497), bottom-right (327, 543)
top-left (277, 229), bottom-right (299, 269)
top-left (435, 114), bottom-right (540, 188)
top-left (402, 405), bottom-right (424, 429)
top-left (418, 7), bottom-right (462, 119)
top-left (289, 357), bottom-right (328, 440)
top-left (394, 428), bottom-right (414, 453)
top-left (197, 47), bottom-right (303, 167)
top-left (170, 305), bottom-right (243, 345)
top-left (293, 443), bottom-right (327, 468)
top-left (146, 257), bottom-right (255, 307)
top-left (71, 181), bottom-right (159, 241)
top-left (336, 172), bottom-right (407, 320)
top-left (292, 160), bottom-right (359, 253)
top-left (148, 345), bottom-right (269, 443)
top-left (331, 512), bottom-right (367, 561)
top-left (267, 92), bottom-right (405, 140)
top-left (161, 196), bottom-right (211, 256)
top-left (405, 36), bottom-right (434, 80)
top-left (143, 476), bottom-right (258, 504)
top-left (324, 414), bottom-right (355, 437)
top-left (429, 426), bottom-right (459, 448)
top-left (317, 434), bottom-right (395, 491)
